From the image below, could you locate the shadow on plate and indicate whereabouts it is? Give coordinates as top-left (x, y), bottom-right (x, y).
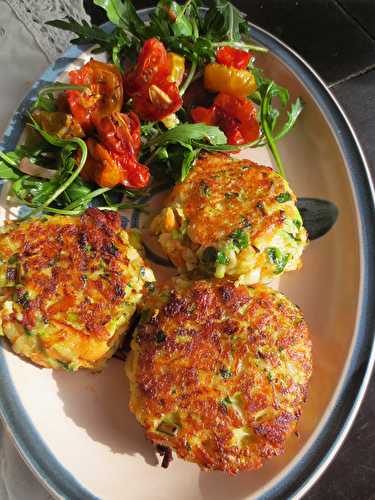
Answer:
top-left (52, 358), bottom-right (158, 467)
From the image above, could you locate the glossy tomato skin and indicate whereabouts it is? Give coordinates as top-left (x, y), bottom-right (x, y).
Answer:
top-left (191, 93), bottom-right (260, 145)
top-left (216, 46), bottom-right (252, 69)
top-left (191, 106), bottom-right (216, 125)
top-left (82, 138), bottom-right (123, 188)
top-left (125, 38), bottom-right (182, 121)
top-left (67, 59), bottom-right (123, 131)
top-left (214, 93), bottom-right (259, 143)
top-left (125, 38), bottom-right (170, 95)
top-left (133, 80), bottom-right (182, 121)
top-left (82, 138), bottom-right (150, 189)
top-left (95, 111), bottom-right (141, 157)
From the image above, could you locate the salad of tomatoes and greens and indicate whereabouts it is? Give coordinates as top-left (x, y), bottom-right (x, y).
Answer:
top-left (0, 0), bottom-right (303, 218)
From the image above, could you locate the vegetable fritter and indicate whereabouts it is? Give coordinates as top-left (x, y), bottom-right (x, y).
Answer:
top-left (126, 277), bottom-right (312, 474)
top-left (0, 208), bottom-right (154, 371)
top-left (151, 153), bottom-right (307, 284)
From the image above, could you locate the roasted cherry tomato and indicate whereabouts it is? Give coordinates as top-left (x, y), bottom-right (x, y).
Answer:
top-left (215, 93), bottom-right (259, 144)
top-left (81, 139), bottom-right (123, 188)
top-left (133, 80), bottom-right (182, 121)
top-left (67, 59), bottom-right (123, 131)
top-left (81, 139), bottom-right (150, 189)
top-left (204, 63), bottom-right (256, 98)
top-left (125, 39), bottom-right (182, 121)
top-left (216, 46), bottom-right (251, 69)
top-left (32, 110), bottom-right (84, 139)
top-left (191, 106), bottom-right (216, 126)
top-left (167, 52), bottom-right (185, 86)
top-left (94, 111), bottom-right (141, 157)
top-left (125, 38), bottom-right (171, 95)
top-left (191, 93), bottom-right (260, 145)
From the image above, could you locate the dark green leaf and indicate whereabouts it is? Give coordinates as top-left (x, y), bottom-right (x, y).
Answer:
top-left (202, 0), bottom-right (250, 42)
top-left (146, 123), bottom-right (227, 149)
top-left (181, 148), bottom-right (199, 181)
top-left (93, 0), bottom-right (148, 40)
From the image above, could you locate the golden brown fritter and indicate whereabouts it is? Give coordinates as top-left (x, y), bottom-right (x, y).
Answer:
top-left (0, 208), bottom-right (154, 370)
top-left (126, 277), bottom-right (312, 474)
top-left (151, 153), bottom-right (307, 284)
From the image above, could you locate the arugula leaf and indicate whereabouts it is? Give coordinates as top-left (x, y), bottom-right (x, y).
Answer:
top-left (47, 18), bottom-right (133, 68)
top-left (274, 97), bottom-right (304, 141)
top-left (0, 161), bottom-right (20, 180)
top-left (93, 0), bottom-right (148, 40)
top-left (181, 148), bottom-right (200, 181)
top-left (23, 117), bottom-right (88, 217)
top-left (203, 0), bottom-right (250, 42)
top-left (146, 123), bottom-right (227, 149)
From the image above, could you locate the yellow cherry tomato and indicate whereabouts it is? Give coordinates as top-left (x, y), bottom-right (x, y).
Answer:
top-left (167, 52), bottom-right (185, 87)
top-left (204, 63), bottom-right (256, 98)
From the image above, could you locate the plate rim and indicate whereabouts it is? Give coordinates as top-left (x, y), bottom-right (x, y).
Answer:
top-left (0, 10), bottom-right (374, 500)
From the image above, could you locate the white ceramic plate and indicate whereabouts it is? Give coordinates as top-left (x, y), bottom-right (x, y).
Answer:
top-left (0, 11), bottom-right (375, 499)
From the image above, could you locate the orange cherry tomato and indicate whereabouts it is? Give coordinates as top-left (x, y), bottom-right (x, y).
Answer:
top-left (67, 59), bottom-right (123, 131)
top-left (81, 139), bottom-right (150, 189)
top-left (216, 46), bottom-right (252, 69)
top-left (125, 38), bottom-right (171, 96)
top-left (82, 139), bottom-right (123, 188)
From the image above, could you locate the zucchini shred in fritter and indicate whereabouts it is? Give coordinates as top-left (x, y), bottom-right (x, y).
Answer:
top-left (150, 153), bottom-right (307, 284)
top-left (126, 277), bottom-right (312, 474)
top-left (0, 208), bottom-right (154, 371)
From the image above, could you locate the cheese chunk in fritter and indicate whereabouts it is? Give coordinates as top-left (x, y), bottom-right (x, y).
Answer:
top-left (151, 153), bottom-right (307, 284)
top-left (0, 208), bottom-right (155, 371)
top-left (126, 277), bottom-right (312, 474)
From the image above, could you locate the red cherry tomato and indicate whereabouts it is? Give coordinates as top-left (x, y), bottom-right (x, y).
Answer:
top-left (216, 46), bottom-right (252, 70)
top-left (132, 80), bottom-right (182, 121)
top-left (67, 59), bottom-right (123, 131)
top-left (94, 111), bottom-right (141, 157)
top-left (125, 38), bottom-right (182, 121)
top-left (125, 38), bottom-right (171, 96)
top-left (214, 93), bottom-right (259, 143)
top-left (191, 106), bottom-right (216, 125)
top-left (191, 93), bottom-right (259, 145)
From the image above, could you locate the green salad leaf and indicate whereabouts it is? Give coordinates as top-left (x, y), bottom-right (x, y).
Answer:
top-left (202, 0), bottom-right (250, 42)
top-left (93, 0), bottom-right (148, 40)
top-left (146, 123), bottom-right (227, 149)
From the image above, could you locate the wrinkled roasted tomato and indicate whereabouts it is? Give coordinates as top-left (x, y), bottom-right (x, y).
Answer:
top-left (125, 38), bottom-right (182, 121)
top-left (216, 46), bottom-right (252, 70)
top-left (133, 80), bottom-right (183, 121)
top-left (67, 59), bottom-right (123, 131)
top-left (81, 138), bottom-right (150, 189)
top-left (191, 93), bottom-right (260, 145)
top-left (94, 111), bottom-right (141, 156)
top-left (125, 38), bottom-right (171, 95)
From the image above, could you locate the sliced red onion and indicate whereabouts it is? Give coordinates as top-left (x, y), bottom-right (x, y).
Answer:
top-left (19, 158), bottom-right (57, 179)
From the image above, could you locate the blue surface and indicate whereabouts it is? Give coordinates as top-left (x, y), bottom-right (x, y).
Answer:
top-left (0, 11), bottom-right (374, 500)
